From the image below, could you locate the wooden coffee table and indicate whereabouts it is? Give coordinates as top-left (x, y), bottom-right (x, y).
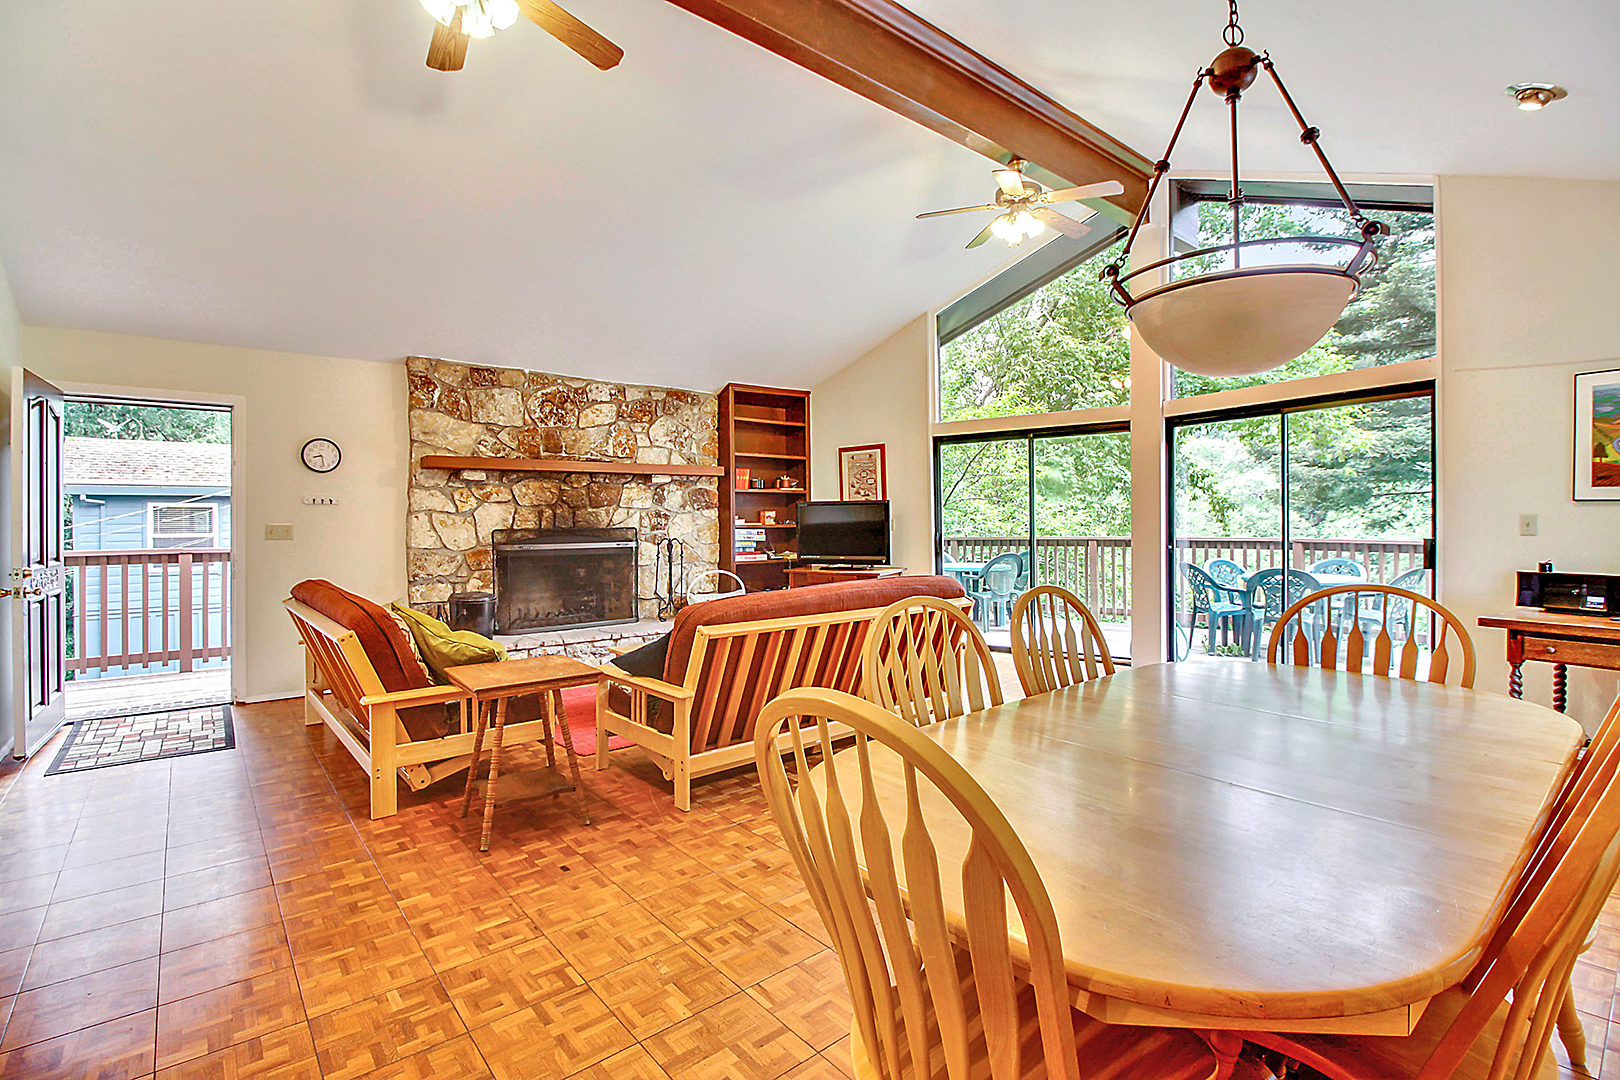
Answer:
top-left (445, 655), bottom-right (597, 852)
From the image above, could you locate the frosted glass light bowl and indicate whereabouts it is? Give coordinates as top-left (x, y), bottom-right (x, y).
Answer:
top-left (1127, 266), bottom-right (1357, 377)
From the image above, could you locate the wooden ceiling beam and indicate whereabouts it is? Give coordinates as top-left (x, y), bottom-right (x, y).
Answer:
top-left (662, 0), bottom-right (1152, 222)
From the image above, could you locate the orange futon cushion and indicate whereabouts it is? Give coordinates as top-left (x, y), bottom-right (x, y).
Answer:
top-left (290, 579), bottom-right (450, 741)
top-left (660, 574), bottom-right (967, 684)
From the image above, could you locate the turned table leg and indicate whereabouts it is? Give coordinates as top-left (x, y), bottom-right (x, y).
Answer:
top-left (549, 688), bottom-right (593, 825)
top-left (1200, 1030), bottom-right (1244, 1080)
top-left (478, 696), bottom-right (511, 853)
top-left (1553, 663), bottom-right (1569, 713)
top-left (1509, 661), bottom-right (1524, 699)
top-left (460, 698), bottom-right (490, 818)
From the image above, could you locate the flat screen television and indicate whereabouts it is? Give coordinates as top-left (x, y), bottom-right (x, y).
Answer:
top-left (795, 501), bottom-right (891, 565)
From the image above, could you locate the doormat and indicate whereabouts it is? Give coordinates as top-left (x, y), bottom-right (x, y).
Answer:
top-left (45, 705), bottom-right (235, 776)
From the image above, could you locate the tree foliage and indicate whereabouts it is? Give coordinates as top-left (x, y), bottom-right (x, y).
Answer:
top-left (65, 402), bottom-right (231, 443)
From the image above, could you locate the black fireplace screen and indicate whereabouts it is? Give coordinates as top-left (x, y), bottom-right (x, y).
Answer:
top-left (492, 528), bottom-right (637, 634)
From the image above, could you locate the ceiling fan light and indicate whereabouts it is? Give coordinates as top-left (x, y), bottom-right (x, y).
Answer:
top-left (1013, 211), bottom-right (1043, 240)
top-left (419, 0), bottom-right (458, 27)
top-left (490, 0), bottom-right (520, 29)
top-left (462, 4), bottom-right (496, 37)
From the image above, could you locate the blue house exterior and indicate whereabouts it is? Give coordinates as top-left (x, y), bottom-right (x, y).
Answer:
top-left (65, 438), bottom-right (232, 680)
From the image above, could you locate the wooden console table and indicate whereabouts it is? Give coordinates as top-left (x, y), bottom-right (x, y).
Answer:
top-left (1478, 609), bottom-right (1620, 712)
top-left (785, 565), bottom-right (907, 588)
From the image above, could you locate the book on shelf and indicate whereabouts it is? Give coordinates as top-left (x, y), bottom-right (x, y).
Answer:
top-left (735, 552), bottom-right (772, 563)
top-left (733, 467), bottom-right (751, 490)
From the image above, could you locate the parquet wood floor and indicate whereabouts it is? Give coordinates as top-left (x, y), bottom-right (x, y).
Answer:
top-left (0, 697), bottom-right (856, 1080)
top-left (1, 686), bottom-right (1614, 1080)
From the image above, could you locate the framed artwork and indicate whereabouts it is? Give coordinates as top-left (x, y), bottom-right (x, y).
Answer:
top-left (838, 443), bottom-right (887, 501)
top-left (1575, 368), bottom-right (1620, 500)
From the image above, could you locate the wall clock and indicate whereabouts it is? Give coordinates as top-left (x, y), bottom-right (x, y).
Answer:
top-left (301, 438), bottom-right (341, 473)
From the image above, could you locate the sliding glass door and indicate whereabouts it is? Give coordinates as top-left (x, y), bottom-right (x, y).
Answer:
top-left (1033, 431), bottom-right (1131, 660)
top-left (936, 428), bottom-right (1131, 658)
top-left (1169, 392), bottom-right (1434, 664)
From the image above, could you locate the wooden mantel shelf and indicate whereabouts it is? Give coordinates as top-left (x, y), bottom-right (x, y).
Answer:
top-left (419, 455), bottom-right (725, 478)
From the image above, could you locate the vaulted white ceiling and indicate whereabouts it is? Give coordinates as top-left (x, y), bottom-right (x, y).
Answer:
top-left (0, 0), bottom-right (1614, 390)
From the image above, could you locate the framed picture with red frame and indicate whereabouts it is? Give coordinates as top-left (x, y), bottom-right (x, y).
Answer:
top-left (838, 444), bottom-right (887, 501)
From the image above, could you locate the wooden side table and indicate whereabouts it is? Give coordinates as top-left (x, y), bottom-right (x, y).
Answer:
top-left (446, 655), bottom-right (597, 851)
top-left (1478, 609), bottom-right (1620, 712)
top-left (784, 565), bottom-right (907, 588)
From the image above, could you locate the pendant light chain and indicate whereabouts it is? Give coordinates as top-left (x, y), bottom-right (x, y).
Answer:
top-left (1223, 0), bottom-right (1244, 46)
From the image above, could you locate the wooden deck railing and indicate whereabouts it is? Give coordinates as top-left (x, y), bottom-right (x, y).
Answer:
top-left (67, 548), bottom-right (232, 675)
top-left (941, 535), bottom-right (1425, 621)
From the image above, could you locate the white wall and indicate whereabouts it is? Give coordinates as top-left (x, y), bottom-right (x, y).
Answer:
top-left (1437, 176), bottom-right (1620, 730)
top-left (810, 315), bottom-right (935, 573)
top-left (21, 327), bottom-right (408, 702)
top-left (0, 257), bottom-right (18, 753)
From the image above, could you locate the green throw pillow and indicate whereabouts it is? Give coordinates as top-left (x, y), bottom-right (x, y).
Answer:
top-left (388, 603), bottom-right (508, 683)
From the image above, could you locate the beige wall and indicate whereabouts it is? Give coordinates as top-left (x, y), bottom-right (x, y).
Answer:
top-left (810, 315), bottom-right (935, 573)
top-left (20, 327), bottom-right (408, 702)
top-left (1437, 176), bottom-right (1620, 730)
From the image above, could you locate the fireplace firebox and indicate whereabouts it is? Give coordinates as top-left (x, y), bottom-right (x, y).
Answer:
top-left (492, 528), bottom-right (637, 634)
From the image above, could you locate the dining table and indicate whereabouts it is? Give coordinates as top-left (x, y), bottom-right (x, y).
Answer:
top-left (811, 661), bottom-right (1583, 1076)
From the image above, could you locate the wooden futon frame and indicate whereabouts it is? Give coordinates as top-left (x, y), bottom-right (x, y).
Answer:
top-left (286, 598), bottom-right (556, 818)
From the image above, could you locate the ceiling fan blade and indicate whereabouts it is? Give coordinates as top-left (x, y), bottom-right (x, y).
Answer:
top-left (1033, 207), bottom-right (1087, 238)
top-left (993, 167), bottom-right (1027, 198)
top-left (917, 203), bottom-right (999, 219)
top-left (1042, 180), bottom-right (1126, 203)
top-left (426, 15), bottom-right (469, 71)
top-left (516, 0), bottom-right (624, 70)
top-left (966, 220), bottom-right (999, 249)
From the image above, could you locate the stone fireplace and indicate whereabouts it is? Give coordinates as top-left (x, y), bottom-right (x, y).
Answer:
top-left (406, 357), bottom-right (720, 642)
top-left (492, 528), bottom-right (637, 633)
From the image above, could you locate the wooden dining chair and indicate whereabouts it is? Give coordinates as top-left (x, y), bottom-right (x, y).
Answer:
top-left (1009, 585), bottom-right (1114, 695)
top-left (1236, 714), bottom-right (1620, 1080)
top-left (861, 595), bottom-right (1002, 726)
top-left (1266, 585), bottom-right (1477, 688)
top-left (753, 687), bottom-right (1220, 1080)
top-left (1499, 691), bottom-right (1620, 1072)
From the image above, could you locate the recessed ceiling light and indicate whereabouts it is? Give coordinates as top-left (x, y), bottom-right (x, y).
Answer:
top-left (1506, 83), bottom-right (1568, 111)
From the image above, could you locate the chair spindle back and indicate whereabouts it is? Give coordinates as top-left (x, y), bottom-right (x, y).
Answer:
top-left (1009, 585), bottom-right (1114, 696)
top-left (755, 687), bottom-right (1079, 1080)
top-left (1267, 585), bottom-right (1476, 688)
top-left (862, 596), bottom-right (1003, 726)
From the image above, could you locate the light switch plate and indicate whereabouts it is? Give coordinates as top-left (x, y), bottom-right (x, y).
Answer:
top-left (265, 523), bottom-right (294, 541)
top-left (1519, 514), bottom-right (1538, 536)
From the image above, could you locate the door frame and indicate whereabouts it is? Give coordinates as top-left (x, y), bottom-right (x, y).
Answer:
top-left (56, 381), bottom-right (247, 708)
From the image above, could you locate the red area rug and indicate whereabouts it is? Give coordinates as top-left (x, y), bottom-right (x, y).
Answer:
top-left (557, 683), bottom-right (634, 757)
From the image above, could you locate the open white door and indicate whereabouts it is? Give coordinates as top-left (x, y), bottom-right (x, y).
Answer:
top-left (6, 368), bottom-right (67, 758)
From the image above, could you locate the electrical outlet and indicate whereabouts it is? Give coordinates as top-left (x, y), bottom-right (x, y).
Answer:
top-left (1519, 514), bottom-right (1538, 537)
top-left (265, 523), bottom-right (294, 541)
top-left (302, 496), bottom-right (339, 506)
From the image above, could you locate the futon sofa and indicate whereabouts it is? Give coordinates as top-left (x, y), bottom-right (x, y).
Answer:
top-left (596, 575), bottom-right (968, 810)
top-left (284, 579), bottom-right (549, 817)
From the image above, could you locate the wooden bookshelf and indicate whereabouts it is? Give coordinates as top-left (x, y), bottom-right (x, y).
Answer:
top-left (719, 383), bottom-right (810, 591)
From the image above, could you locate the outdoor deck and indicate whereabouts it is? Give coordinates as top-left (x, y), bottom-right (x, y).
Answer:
top-left (64, 667), bottom-right (232, 721)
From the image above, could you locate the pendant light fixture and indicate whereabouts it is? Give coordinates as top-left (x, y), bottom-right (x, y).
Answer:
top-left (1102, 0), bottom-right (1385, 377)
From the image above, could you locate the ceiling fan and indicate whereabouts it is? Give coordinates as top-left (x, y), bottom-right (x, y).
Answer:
top-left (918, 159), bottom-right (1124, 249)
top-left (420, 0), bottom-right (623, 72)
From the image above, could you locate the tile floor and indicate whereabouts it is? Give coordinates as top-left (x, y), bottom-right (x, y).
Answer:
top-left (0, 661), bottom-right (1610, 1080)
top-left (0, 696), bottom-right (855, 1080)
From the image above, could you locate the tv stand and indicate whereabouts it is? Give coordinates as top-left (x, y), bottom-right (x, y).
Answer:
top-left (785, 565), bottom-right (906, 588)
